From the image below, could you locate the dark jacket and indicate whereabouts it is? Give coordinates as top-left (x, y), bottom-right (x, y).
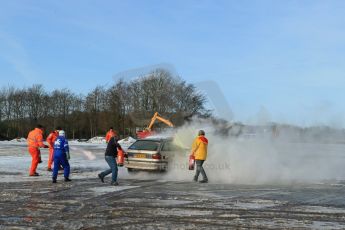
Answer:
top-left (105, 136), bottom-right (122, 157)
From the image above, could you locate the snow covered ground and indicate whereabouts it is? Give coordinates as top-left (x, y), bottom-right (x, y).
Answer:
top-left (0, 139), bottom-right (193, 184)
top-left (2, 137), bottom-right (345, 184)
top-left (2, 140), bottom-right (345, 229)
top-left (0, 140), bottom-right (132, 183)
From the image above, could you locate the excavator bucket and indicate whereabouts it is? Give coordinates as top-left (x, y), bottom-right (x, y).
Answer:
top-left (136, 130), bottom-right (155, 139)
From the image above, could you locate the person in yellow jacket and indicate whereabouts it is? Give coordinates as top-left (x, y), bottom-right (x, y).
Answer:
top-left (191, 130), bottom-right (208, 183)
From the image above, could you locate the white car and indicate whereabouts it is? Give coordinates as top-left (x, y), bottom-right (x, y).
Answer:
top-left (125, 138), bottom-right (185, 172)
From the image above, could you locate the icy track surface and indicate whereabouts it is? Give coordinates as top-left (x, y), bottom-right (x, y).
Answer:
top-left (2, 142), bottom-right (345, 229)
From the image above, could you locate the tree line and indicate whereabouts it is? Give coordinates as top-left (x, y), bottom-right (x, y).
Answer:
top-left (0, 69), bottom-right (209, 140)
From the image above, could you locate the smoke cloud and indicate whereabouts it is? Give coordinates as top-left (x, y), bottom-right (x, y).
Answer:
top-left (165, 118), bottom-right (345, 185)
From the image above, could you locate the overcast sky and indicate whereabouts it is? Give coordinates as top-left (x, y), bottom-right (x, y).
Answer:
top-left (1, 0), bottom-right (345, 127)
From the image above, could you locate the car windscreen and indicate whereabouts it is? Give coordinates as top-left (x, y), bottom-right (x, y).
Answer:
top-left (128, 140), bottom-right (161, 151)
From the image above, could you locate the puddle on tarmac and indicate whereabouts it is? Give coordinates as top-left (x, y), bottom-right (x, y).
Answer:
top-left (88, 186), bottom-right (139, 195)
top-left (156, 208), bottom-right (213, 217)
top-left (294, 205), bottom-right (345, 214)
top-left (233, 199), bottom-right (284, 209)
top-left (122, 198), bottom-right (193, 206)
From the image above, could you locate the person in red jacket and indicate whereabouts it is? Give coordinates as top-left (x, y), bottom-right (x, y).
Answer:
top-left (105, 127), bottom-right (117, 143)
top-left (46, 127), bottom-right (62, 171)
top-left (27, 124), bottom-right (48, 176)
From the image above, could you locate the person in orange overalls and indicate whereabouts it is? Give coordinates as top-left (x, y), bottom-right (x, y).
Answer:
top-left (105, 127), bottom-right (117, 143)
top-left (27, 124), bottom-right (48, 176)
top-left (46, 127), bottom-right (62, 171)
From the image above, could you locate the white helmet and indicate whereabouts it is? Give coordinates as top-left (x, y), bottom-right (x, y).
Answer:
top-left (59, 130), bottom-right (65, 137)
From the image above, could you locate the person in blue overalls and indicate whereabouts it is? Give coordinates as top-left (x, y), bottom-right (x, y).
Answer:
top-left (52, 130), bottom-right (71, 183)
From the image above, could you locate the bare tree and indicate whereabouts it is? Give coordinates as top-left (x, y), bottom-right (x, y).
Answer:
top-left (0, 69), bottom-right (210, 139)
top-left (11, 88), bottom-right (27, 137)
top-left (26, 84), bottom-right (47, 124)
top-left (85, 86), bottom-right (107, 137)
top-left (107, 79), bottom-right (130, 135)
top-left (68, 94), bottom-right (84, 139)
top-left (126, 69), bottom-right (207, 128)
top-left (0, 89), bottom-right (5, 122)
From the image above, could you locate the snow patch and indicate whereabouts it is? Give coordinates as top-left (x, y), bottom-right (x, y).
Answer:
top-left (10, 138), bottom-right (26, 143)
top-left (118, 136), bottom-right (136, 150)
top-left (87, 136), bottom-right (106, 144)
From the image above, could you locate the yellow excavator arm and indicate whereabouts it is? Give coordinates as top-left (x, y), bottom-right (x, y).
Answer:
top-left (146, 112), bottom-right (174, 131)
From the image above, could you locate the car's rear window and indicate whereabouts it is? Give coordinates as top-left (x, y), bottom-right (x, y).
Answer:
top-left (128, 140), bottom-right (161, 151)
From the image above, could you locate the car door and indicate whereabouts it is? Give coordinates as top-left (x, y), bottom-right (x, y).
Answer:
top-left (160, 140), bottom-right (187, 163)
top-left (160, 141), bottom-right (173, 162)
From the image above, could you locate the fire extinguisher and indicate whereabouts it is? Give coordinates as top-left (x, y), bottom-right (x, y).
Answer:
top-left (189, 154), bottom-right (195, 170)
top-left (117, 149), bottom-right (124, 167)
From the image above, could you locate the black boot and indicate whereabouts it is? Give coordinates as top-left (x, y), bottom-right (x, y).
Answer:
top-left (52, 178), bottom-right (57, 183)
top-left (111, 181), bottom-right (119, 186)
top-left (98, 174), bottom-right (104, 183)
top-left (199, 179), bottom-right (208, 183)
top-left (64, 177), bottom-right (71, 182)
top-left (30, 172), bottom-right (40, 177)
